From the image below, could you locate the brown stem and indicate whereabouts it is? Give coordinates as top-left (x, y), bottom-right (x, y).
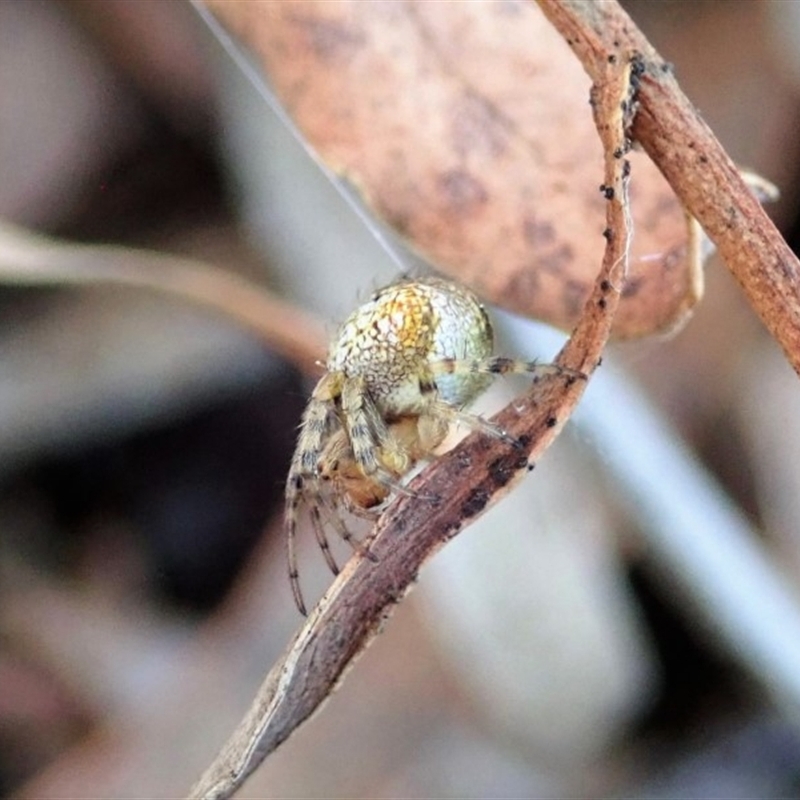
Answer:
top-left (536, 0), bottom-right (800, 376)
top-left (0, 222), bottom-right (327, 376)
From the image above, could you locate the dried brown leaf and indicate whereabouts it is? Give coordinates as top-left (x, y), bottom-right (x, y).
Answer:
top-left (201, 0), bottom-right (700, 338)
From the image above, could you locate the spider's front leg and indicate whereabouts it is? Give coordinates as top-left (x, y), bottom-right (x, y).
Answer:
top-left (340, 376), bottom-right (418, 498)
top-left (429, 356), bottom-right (585, 384)
top-left (424, 357), bottom-right (585, 446)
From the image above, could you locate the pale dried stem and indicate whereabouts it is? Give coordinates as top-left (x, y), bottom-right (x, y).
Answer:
top-left (536, 0), bottom-right (800, 376)
top-left (187, 53), bottom-right (636, 800)
top-left (0, 221), bottom-right (327, 376)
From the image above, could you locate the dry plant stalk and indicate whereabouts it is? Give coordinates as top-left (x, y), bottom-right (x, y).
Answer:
top-left (536, 0), bottom-right (800, 376)
top-left (0, 221), bottom-right (327, 375)
top-left (187, 47), bottom-right (637, 800)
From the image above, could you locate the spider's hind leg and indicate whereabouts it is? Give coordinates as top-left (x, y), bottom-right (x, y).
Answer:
top-left (308, 495), bottom-right (340, 576)
top-left (285, 471), bottom-right (310, 616)
top-left (285, 377), bottom-right (340, 616)
top-left (317, 480), bottom-right (379, 563)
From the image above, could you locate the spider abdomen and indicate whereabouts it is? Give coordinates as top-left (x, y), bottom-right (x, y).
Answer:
top-left (327, 276), bottom-right (494, 416)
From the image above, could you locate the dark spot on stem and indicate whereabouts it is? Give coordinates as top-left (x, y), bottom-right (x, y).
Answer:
top-left (426, 493), bottom-right (443, 510)
top-left (461, 487), bottom-right (491, 519)
top-left (441, 520), bottom-right (461, 540)
top-left (455, 450), bottom-right (472, 470)
top-left (488, 457), bottom-right (513, 489)
top-left (487, 446), bottom-right (530, 491)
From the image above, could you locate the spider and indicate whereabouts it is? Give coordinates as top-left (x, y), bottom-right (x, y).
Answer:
top-left (285, 275), bottom-right (575, 614)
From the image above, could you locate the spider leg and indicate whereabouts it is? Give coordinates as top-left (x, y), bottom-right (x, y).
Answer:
top-left (317, 486), bottom-right (379, 562)
top-left (428, 357), bottom-right (585, 383)
top-left (427, 399), bottom-right (519, 446)
top-left (285, 470), bottom-right (309, 616)
top-left (340, 376), bottom-right (418, 498)
top-left (285, 376), bottom-right (339, 616)
top-left (422, 357), bottom-right (585, 446)
top-left (309, 498), bottom-right (340, 576)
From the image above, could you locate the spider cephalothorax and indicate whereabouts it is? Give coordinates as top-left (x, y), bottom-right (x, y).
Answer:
top-left (285, 275), bottom-right (569, 614)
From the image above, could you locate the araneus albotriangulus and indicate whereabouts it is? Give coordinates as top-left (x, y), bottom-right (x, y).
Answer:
top-left (285, 275), bottom-right (577, 614)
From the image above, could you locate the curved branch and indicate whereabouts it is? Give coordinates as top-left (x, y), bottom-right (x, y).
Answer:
top-left (0, 221), bottom-right (327, 376)
top-left (536, 0), bottom-right (800, 376)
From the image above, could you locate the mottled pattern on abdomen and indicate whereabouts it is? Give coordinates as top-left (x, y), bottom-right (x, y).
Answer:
top-left (327, 276), bottom-right (494, 414)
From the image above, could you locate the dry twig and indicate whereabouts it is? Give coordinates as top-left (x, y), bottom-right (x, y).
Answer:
top-left (187, 47), bottom-right (636, 800)
top-left (536, 0), bottom-right (800, 376)
top-left (0, 221), bottom-right (327, 376)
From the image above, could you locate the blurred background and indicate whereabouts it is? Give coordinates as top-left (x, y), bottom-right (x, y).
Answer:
top-left (3, 0), bottom-right (800, 797)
